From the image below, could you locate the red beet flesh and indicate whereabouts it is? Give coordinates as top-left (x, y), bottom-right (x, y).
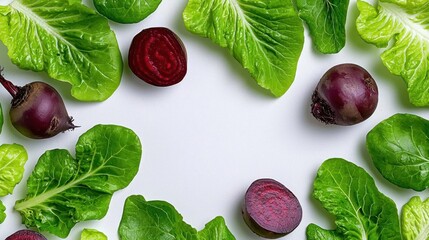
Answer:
top-left (0, 70), bottom-right (76, 139)
top-left (6, 229), bottom-right (47, 240)
top-left (128, 27), bottom-right (187, 87)
top-left (311, 63), bottom-right (378, 126)
top-left (242, 178), bottom-right (302, 238)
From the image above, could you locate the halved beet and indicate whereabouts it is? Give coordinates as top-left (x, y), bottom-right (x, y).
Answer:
top-left (128, 27), bottom-right (187, 87)
top-left (242, 178), bottom-right (302, 238)
top-left (6, 229), bottom-right (47, 240)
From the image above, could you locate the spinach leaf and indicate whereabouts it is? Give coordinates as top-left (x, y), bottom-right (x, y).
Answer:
top-left (81, 228), bottom-right (108, 240)
top-left (15, 124), bottom-right (142, 238)
top-left (401, 196), bottom-right (429, 240)
top-left (0, 144), bottom-right (28, 196)
top-left (183, 0), bottom-right (304, 97)
top-left (93, 0), bottom-right (161, 24)
top-left (366, 113), bottom-right (429, 191)
top-left (0, 0), bottom-right (123, 102)
top-left (296, 0), bottom-right (350, 53)
top-left (307, 158), bottom-right (401, 240)
top-left (357, 0), bottom-right (429, 106)
top-left (119, 195), bottom-right (235, 240)
top-left (0, 200), bottom-right (5, 223)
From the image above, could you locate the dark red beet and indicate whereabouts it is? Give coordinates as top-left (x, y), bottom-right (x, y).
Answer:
top-left (311, 63), bottom-right (378, 126)
top-left (6, 229), bottom-right (47, 240)
top-left (0, 69), bottom-right (76, 139)
top-left (242, 178), bottom-right (302, 238)
top-left (128, 27), bottom-right (187, 87)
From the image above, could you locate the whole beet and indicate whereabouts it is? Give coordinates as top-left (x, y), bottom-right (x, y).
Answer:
top-left (0, 69), bottom-right (76, 139)
top-left (311, 63), bottom-right (378, 125)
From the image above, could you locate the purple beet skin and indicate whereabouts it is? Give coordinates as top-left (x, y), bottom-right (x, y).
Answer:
top-left (311, 63), bottom-right (378, 126)
top-left (128, 27), bottom-right (187, 87)
top-left (242, 178), bottom-right (302, 239)
top-left (0, 68), bottom-right (76, 139)
top-left (6, 229), bottom-right (47, 240)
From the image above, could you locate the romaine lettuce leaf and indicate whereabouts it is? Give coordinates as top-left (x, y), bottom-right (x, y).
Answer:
top-left (0, 200), bottom-right (5, 223)
top-left (183, 0), bottom-right (304, 97)
top-left (0, 143), bottom-right (28, 196)
top-left (81, 228), bottom-right (108, 240)
top-left (0, 0), bottom-right (123, 102)
top-left (296, 0), bottom-right (350, 53)
top-left (307, 158), bottom-right (401, 240)
top-left (366, 113), bottom-right (429, 191)
top-left (14, 124), bottom-right (142, 238)
top-left (119, 195), bottom-right (235, 240)
top-left (401, 196), bottom-right (429, 240)
top-left (356, 0), bottom-right (429, 106)
top-left (93, 0), bottom-right (161, 23)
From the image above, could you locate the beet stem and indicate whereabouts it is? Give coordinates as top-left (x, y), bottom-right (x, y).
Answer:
top-left (0, 67), bottom-right (19, 97)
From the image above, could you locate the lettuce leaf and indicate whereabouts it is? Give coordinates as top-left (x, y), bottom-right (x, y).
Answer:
top-left (306, 158), bottom-right (401, 240)
top-left (297, 0), bottom-right (350, 53)
top-left (366, 113), bottom-right (429, 191)
top-left (401, 196), bottom-right (429, 240)
top-left (15, 124), bottom-right (142, 238)
top-left (183, 0), bottom-right (304, 97)
top-left (356, 0), bottom-right (429, 106)
top-left (80, 228), bottom-right (108, 240)
top-left (0, 0), bottom-right (123, 102)
top-left (0, 144), bottom-right (28, 196)
top-left (119, 195), bottom-right (235, 240)
top-left (0, 103), bottom-right (3, 134)
top-left (0, 200), bottom-right (5, 223)
top-left (93, 0), bottom-right (161, 24)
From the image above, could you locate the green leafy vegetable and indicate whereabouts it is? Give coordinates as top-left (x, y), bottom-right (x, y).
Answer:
top-left (0, 143), bottom-right (28, 196)
top-left (401, 196), bottom-right (429, 240)
top-left (296, 0), bottom-right (350, 53)
top-left (356, 0), bottom-right (429, 106)
top-left (0, 0), bottom-right (123, 102)
top-left (119, 195), bottom-right (235, 240)
top-left (307, 224), bottom-right (342, 240)
top-left (0, 200), bottom-right (5, 223)
top-left (366, 113), bottom-right (429, 191)
top-left (198, 216), bottom-right (236, 240)
top-left (93, 0), bottom-right (161, 24)
top-left (14, 124), bottom-right (142, 238)
top-left (183, 0), bottom-right (304, 97)
top-left (306, 158), bottom-right (401, 240)
top-left (0, 103), bottom-right (3, 134)
top-left (81, 228), bottom-right (108, 240)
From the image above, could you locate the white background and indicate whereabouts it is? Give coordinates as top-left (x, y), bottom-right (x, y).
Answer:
top-left (0, 0), bottom-right (428, 239)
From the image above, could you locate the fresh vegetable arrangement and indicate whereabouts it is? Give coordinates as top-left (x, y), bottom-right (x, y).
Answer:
top-left (0, 0), bottom-right (428, 239)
